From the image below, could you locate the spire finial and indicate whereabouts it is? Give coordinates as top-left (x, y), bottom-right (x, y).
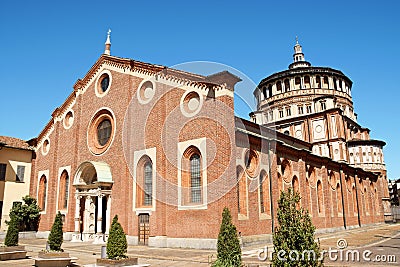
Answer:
top-left (104, 29), bottom-right (111, 55)
top-left (289, 37), bottom-right (311, 69)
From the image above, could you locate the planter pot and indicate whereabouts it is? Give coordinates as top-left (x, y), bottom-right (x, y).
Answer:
top-left (34, 252), bottom-right (76, 267)
top-left (96, 257), bottom-right (138, 266)
top-left (38, 251), bottom-right (70, 259)
top-left (0, 246), bottom-right (25, 252)
top-left (0, 246), bottom-right (27, 261)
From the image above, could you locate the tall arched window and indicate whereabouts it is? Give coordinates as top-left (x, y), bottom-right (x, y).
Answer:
top-left (364, 188), bottom-right (369, 214)
top-left (292, 175), bottom-right (299, 193)
top-left (136, 156), bottom-right (153, 208)
top-left (237, 166), bottom-right (247, 216)
top-left (337, 184), bottom-right (342, 214)
top-left (144, 161), bottom-right (153, 206)
top-left (259, 171), bottom-right (269, 214)
top-left (38, 175), bottom-right (47, 211)
top-left (58, 170), bottom-right (69, 210)
top-left (304, 76), bottom-right (311, 88)
top-left (276, 81), bottom-right (282, 92)
top-left (284, 79), bottom-right (290, 92)
top-left (190, 154), bottom-right (201, 203)
top-left (315, 75), bottom-right (321, 88)
top-left (317, 180), bottom-right (323, 213)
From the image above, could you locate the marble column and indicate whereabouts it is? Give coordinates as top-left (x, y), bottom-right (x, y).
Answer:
top-left (84, 196), bottom-right (91, 233)
top-left (71, 194), bottom-right (82, 242)
top-left (105, 195), bottom-right (111, 234)
top-left (97, 194), bottom-right (103, 234)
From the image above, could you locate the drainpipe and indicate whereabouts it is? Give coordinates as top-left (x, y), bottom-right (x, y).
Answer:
top-left (267, 140), bottom-right (275, 234)
top-left (354, 170), bottom-right (361, 227)
top-left (339, 166), bottom-right (347, 229)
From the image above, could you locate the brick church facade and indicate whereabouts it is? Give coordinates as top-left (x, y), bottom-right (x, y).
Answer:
top-left (29, 34), bottom-right (390, 248)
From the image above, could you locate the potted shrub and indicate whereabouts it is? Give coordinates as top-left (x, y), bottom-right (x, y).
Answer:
top-left (97, 215), bottom-right (138, 266)
top-left (0, 217), bottom-right (27, 260)
top-left (34, 212), bottom-right (77, 266)
top-left (38, 211), bottom-right (69, 258)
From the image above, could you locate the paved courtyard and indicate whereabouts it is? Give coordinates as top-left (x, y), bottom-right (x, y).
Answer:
top-left (0, 223), bottom-right (399, 266)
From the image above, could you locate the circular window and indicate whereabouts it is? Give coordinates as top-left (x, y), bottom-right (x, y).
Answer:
top-left (63, 111), bottom-right (74, 129)
top-left (137, 80), bottom-right (155, 104)
top-left (88, 109), bottom-right (115, 155)
top-left (97, 119), bottom-right (112, 146)
top-left (95, 70), bottom-right (112, 97)
top-left (100, 75), bottom-right (110, 93)
top-left (180, 91), bottom-right (202, 117)
top-left (42, 139), bottom-right (50, 155)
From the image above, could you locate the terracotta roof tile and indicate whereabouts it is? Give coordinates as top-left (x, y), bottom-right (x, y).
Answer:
top-left (0, 136), bottom-right (34, 150)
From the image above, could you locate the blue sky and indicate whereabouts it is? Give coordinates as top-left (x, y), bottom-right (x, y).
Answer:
top-left (1, 0), bottom-right (399, 179)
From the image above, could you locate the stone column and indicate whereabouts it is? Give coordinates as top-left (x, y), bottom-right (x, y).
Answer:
top-left (97, 194), bottom-right (103, 234)
top-left (74, 195), bottom-right (81, 232)
top-left (84, 196), bottom-right (91, 233)
top-left (105, 195), bottom-right (111, 234)
top-left (71, 194), bottom-right (82, 242)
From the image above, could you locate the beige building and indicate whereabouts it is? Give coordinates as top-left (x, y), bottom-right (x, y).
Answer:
top-left (0, 136), bottom-right (35, 230)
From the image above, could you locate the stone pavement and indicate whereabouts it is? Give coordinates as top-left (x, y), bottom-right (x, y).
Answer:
top-left (0, 223), bottom-right (399, 266)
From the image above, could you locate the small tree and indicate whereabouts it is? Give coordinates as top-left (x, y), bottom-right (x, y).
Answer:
top-left (106, 215), bottom-right (127, 260)
top-left (272, 188), bottom-right (323, 267)
top-left (4, 217), bottom-right (19, 247)
top-left (7, 195), bottom-right (40, 231)
top-left (47, 212), bottom-right (64, 251)
top-left (213, 207), bottom-right (242, 267)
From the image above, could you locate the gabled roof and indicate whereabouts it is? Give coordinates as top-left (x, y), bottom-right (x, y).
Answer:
top-left (36, 54), bottom-right (241, 144)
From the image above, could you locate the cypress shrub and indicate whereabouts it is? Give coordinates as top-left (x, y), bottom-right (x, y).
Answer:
top-left (272, 187), bottom-right (323, 266)
top-left (213, 207), bottom-right (242, 267)
top-left (4, 217), bottom-right (19, 247)
top-left (106, 215), bottom-right (128, 260)
top-left (47, 212), bottom-right (64, 251)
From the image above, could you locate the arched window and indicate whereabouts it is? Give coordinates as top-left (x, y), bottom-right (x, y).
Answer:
top-left (315, 75), bottom-right (321, 88)
top-left (304, 76), bottom-right (311, 88)
top-left (323, 76), bottom-right (329, 89)
top-left (237, 166), bottom-right (247, 216)
top-left (284, 79), bottom-right (290, 92)
top-left (337, 184), bottom-right (342, 214)
top-left (295, 77), bottom-right (301, 89)
top-left (352, 186), bottom-right (358, 214)
top-left (276, 81), bottom-right (282, 92)
top-left (38, 175), bottom-right (47, 211)
top-left (259, 171), bottom-right (269, 214)
top-left (136, 156), bottom-right (153, 207)
top-left (58, 170), bottom-right (69, 210)
top-left (333, 78), bottom-right (337, 90)
top-left (144, 161), bottom-right (153, 206)
top-left (268, 85), bottom-right (273, 97)
top-left (364, 188), bottom-right (369, 214)
top-left (292, 175), bottom-right (299, 193)
top-left (278, 173), bottom-right (283, 193)
top-left (317, 180), bottom-right (323, 213)
top-left (190, 154), bottom-right (201, 203)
